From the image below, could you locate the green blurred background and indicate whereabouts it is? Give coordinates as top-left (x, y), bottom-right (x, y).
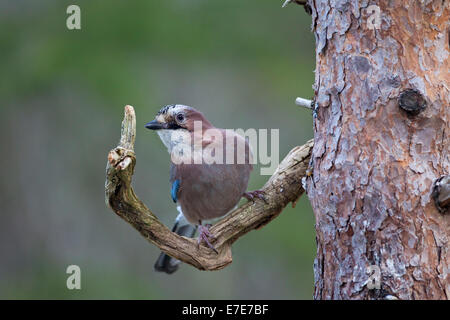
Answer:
top-left (0, 0), bottom-right (316, 299)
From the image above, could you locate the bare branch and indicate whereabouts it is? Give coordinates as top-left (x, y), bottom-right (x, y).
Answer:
top-left (105, 105), bottom-right (313, 271)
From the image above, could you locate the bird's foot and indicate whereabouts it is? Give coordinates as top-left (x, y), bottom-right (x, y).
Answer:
top-left (243, 190), bottom-right (268, 204)
top-left (197, 224), bottom-right (218, 254)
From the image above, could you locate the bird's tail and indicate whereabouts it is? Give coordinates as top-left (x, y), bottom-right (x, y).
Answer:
top-left (154, 210), bottom-right (197, 274)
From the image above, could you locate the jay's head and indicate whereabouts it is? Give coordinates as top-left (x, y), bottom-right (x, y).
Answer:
top-left (145, 104), bottom-right (212, 133)
top-left (145, 104), bottom-right (213, 152)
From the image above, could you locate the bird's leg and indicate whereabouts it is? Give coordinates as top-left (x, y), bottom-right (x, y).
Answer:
top-left (197, 222), bottom-right (218, 254)
top-left (243, 190), bottom-right (268, 204)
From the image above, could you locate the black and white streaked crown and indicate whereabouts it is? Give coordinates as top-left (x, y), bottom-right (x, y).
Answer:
top-left (157, 104), bottom-right (192, 116)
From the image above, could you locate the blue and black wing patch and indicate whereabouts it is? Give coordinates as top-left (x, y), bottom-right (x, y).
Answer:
top-left (171, 179), bottom-right (180, 203)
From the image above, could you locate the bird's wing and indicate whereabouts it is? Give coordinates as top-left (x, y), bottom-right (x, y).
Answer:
top-left (169, 163), bottom-right (181, 202)
top-left (227, 129), bottom-right (254, 171)
top-left (171, 179), bottom-right (180, 203)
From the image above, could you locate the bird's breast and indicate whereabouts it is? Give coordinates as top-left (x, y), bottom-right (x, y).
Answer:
top-left (176, 162), bottom-right (251, 224)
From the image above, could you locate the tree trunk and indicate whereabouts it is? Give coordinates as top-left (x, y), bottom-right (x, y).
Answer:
top-left (306, 0), bottom-right (449, 299)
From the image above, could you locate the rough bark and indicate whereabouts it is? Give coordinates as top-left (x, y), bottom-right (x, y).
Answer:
top-left (307, 0), bottom-right (449, 299)
top-left (105, 105), bottom-right (313, 271)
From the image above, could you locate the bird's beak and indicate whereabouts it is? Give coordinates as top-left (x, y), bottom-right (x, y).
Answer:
top-left (145, 120), bottom-right (166, 130)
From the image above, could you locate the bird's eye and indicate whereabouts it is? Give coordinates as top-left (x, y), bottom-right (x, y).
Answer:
top-left (176, 113), bottom-right (185, 122)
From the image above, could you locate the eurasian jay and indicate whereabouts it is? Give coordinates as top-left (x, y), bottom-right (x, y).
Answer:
top-left (145, 104), bottom-right (265, 274)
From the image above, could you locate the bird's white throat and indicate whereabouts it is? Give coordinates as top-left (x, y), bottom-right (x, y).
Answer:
top-left (157, 129), bottom-right (191, 153)
top-left (157, 129), bottom-right (206, 165)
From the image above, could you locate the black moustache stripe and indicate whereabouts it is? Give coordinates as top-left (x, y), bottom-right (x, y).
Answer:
top-left (167, 122), bottom-right (183, 130)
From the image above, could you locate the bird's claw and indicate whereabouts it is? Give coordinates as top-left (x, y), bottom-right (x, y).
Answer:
top-left (197, 224), bottom-right (218, 254)
top-left (243, 190), bottom-right (268, 204)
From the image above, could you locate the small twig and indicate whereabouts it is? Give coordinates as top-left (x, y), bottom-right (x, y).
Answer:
top-left (282, 0), bottom-right (307, 8)
top-left (282, 0), bottom-right (292, 7)
top-left (281, 0), bottom-right (312, 14)
top-left (432, 175), bottom-right (450, 213)
top-left (105, 105), bottom-right (314, 271)
top-left (295, 97), bottom-right (314, 109)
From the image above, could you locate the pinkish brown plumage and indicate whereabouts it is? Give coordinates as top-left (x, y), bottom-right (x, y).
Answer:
top-left (145, 104), bottom-right (264, 273)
